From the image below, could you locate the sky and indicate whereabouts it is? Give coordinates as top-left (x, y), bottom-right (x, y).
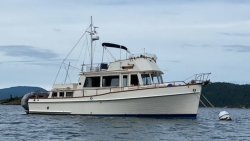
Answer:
top-left (0, 0), bottom-right (250, 90)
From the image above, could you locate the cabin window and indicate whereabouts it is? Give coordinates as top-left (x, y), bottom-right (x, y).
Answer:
top-left (59, 92), bottom-right (64, 97)
top-left (130, 74), bottom-right (139, 86)
top-left (84, 76), bottom-right (100, 87)
top-left (123, 75), bottom-right (128, 87)
top-left (52, 92), bottom-right (57, 97)
top-left (141, 74), bottom-right (151, 85)
top-left (151, 74), bottom-right (159, 84)
top-left (66, 92), bottom-right (73, 97)
top-left (159, 75), bottom-right (163, 84)
top-left (102, 75), bottom-right (119, 87)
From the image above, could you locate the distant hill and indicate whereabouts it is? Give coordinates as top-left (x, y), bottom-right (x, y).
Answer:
top-left (201, 82), bottom-right (250, 108)
top-left (0, 86), bottom-right (47, 100)
top-left (1, 83), bottom-right (250, 108)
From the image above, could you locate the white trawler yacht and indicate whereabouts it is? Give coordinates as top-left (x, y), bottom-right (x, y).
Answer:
top-left (21, 17), bottom-right (210, 118)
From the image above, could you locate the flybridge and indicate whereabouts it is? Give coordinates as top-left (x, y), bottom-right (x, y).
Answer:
top-left (82, 52), bottom-right (160, 73)
top-left (81, 40), bottom-right (159, 72)
top-left (101, 42), bottom-right (157, 61)
top-left (83, 41), bottom-right (160, 73)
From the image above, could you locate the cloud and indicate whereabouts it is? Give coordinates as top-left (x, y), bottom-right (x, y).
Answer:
top-left (219, 32), bottom-right (250, 37)
top-left (181, 44), bottom-right (196, 48)
top-left (163, 69), bottom-right (169, 72)
top-left (1, 0), bottom-right (250, 88)
top-left (94, 0), bottom-right (250, 6)
top-left (0, 60), bottom-right (36, 64)
top-left (0, 45), bottom-right (59, 60)
top-left (168, 60), bottom-right (181, 63)
top-left (27, 62), bottom-right (61, 66)
top-left (0, 59), bottom-right (65, 67)
top-left (224, 0), bottom-right (250, 4)
top-left (223, 45), bottom-right (250, 52)
top-left (53, 28), bottom-right (62, 32)
top-left (181, 44), bottom-right (211, 48)
top-left (201, 44), bottom-right (211, 47)
top-left (96, 1), bottom-right (129, 6)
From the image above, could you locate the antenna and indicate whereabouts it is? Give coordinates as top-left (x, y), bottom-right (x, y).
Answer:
top-left (120, 45), bottom-right (121, 60)
top-left (90, 16), bottom-right (93, 71)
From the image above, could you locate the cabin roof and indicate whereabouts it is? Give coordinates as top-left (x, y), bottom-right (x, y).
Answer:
top-left (80, 56), bottom-right (162, 76)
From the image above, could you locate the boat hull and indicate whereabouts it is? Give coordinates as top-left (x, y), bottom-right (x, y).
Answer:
top-left (28, 85), bottom-right (201, 118)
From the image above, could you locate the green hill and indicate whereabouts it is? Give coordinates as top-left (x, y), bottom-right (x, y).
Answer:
top-left (201, 82), bottom-right (250, 108)
top-left (0, 86), bottom-right (47, 100)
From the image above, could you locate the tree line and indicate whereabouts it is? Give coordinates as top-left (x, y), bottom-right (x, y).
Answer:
top-left (201, 82), bottom-right (250, 108)
top-left (1, 82), bottom-right (250, 107)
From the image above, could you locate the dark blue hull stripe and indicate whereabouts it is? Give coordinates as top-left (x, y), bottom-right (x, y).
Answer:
top-left (80, 114), bottom-right (197, 118)
top-left (29, 113), bottom-right (197, 118)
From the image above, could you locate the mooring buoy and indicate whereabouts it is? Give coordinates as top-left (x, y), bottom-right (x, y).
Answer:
top-left (219, 111), bottom-right (231, 120)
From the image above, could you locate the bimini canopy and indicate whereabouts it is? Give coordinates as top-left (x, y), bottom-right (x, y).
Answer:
top-left (102, 43), bottom-right (128, 51)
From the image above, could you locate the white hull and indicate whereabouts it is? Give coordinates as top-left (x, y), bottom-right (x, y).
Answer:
top-left (28, 85), bottom-right (201, 118)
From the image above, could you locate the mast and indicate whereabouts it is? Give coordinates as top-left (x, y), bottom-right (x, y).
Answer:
top-left (90, 16), bottom-right (93, 71)
top-left (88, 16), bottom-right (99, 71)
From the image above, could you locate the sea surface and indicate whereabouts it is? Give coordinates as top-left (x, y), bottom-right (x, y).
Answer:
top-left (0, 105), bottom-right (249, 141)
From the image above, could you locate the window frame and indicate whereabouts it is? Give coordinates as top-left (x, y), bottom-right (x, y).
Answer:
top-left (122, 75), bottom-right (128, 87)
top-left (102, 75), bottom-right (120, 87)
top-left (130, 74), bottom-right (139, 86)
top-left (141, 74), bottom-right (152, 85)
top-left (52, 92), bottom-right (57, 97)
top-left (84, 76), bottom-right (101, 87)
top-left (66, 92), bottom-right (73, 97)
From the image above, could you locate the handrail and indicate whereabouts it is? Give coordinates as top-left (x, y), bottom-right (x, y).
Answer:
top-left (51, 73), bottom-right (211, 92)
top-left (184, 73), bottom-right (211, 83)
top-left (47, 72), bottom-right (211, 98)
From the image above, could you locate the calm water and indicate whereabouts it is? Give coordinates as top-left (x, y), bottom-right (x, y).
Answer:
top-left (0, 105), bottom-right (250, 141)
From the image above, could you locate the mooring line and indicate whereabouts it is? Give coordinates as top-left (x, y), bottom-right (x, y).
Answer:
top-left (202, 94), bottom-right (215, 108)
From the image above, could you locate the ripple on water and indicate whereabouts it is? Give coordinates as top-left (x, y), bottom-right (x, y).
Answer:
top-left (0, 106), bottom-right (250, 141)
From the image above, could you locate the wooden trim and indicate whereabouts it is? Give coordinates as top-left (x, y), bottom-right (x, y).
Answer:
top-left (122, 65), bottom-right (134, 69)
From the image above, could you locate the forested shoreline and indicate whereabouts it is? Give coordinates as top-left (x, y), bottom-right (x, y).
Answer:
top-left (1, 83), bottom-right (250, 108)
top-left (201, 82), bottom-right (250, 108)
